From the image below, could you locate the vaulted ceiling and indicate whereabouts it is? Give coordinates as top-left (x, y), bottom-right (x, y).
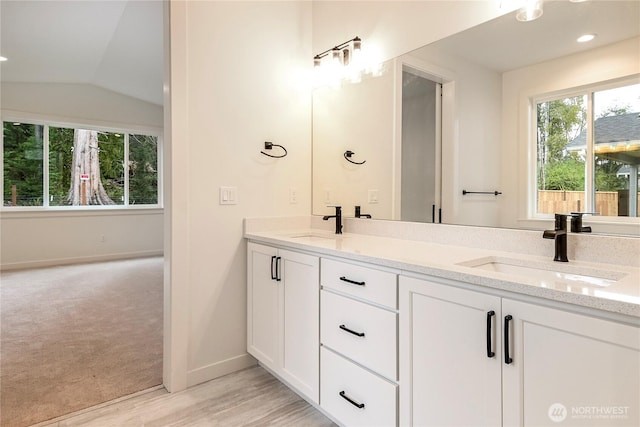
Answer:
top-left (1, 1), bottom-right (638, 109)
top-left (0, 0), bottom-right (164, 106)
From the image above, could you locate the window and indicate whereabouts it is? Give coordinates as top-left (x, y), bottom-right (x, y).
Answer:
top-left (2, 121), bottom-right (160, 208)
top-left (535, 81), bottom-right (640, 218)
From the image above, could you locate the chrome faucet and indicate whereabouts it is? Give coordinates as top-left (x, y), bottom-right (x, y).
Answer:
top-left (543, 213), bottom-right (568, 262)
top-left (323, 206), bottom-right (343, 234)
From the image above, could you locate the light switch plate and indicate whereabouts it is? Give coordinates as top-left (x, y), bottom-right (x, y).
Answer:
top-left (220, 186), bottom-right (238, 205)
top-left (368, 189), bottom-right (379, 204)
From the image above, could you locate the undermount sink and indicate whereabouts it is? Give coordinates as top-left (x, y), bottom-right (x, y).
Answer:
top-left (288, 232), bottom-right (337, 241)
top-left (458, 256), bottom-right (626, 288)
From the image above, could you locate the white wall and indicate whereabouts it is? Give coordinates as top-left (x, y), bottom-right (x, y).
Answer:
top-left (312, 1), bottom-right (510, 63)
top-left (501, 37), bottom-right (640, 234)
top-left (0, 83), bottom-right (164, 270)
top-left (312, 65), bottom-right (395, 219)
top-left (167, 0), bottom-right (312, 389)
top-left (0, 210), bottom-right (163, 270)
top-left (1, 82), bottom-right (163, 130)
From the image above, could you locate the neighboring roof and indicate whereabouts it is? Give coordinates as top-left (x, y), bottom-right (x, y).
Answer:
top-left (567, 112), bottom-right (640, 165)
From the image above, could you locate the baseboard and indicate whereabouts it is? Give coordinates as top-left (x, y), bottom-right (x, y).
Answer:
top-left (186, 353), bottom-right (257, 388)
top-left (0, 250), bottom-right (164, 271)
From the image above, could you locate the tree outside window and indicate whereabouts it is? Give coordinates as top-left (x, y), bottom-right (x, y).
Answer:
top-left (3, 123), bottom-right (44, 206)
top-left (536, 82), bottom-right (640, 217)
top-left (3, 121), bottom-right (159, 208)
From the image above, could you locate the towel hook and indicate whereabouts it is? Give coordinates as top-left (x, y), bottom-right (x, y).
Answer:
top-left (344, 150), bottom-right (366, 165)
top-left (261, 141), bottom-right (287, 158)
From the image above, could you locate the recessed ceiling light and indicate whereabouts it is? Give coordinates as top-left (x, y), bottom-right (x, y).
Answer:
top-left (516, 0), bottom-right (544, 22)
top-left (577, 34), bottom-right (596, 43)
top-left (0, 56), bottom-right (7, 62)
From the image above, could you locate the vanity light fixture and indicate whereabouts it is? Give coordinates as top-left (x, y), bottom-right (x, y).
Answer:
top-left (516, 0), bottom-right (544, 22)
top-left (0, 56), bottom-right (7, 62)
top-left (577, 34), bottom-right (596, 43)
top-left (314, 36), bottom-right (361, 68)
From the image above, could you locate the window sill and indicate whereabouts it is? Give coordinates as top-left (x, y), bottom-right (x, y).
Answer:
top-left (0, 206), bottom-right (163, 220)
top-left (517, 217), bottom-right (640, 237)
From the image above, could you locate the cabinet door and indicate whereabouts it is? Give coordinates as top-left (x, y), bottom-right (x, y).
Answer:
top-left (247, 242), bottom-right (279, 372)
top-left (280, 248), bottom-right (320, 404)
top-left (399, 276), bottom-right (502, 426)
top-left (502, 299), bottom-right (640, 427)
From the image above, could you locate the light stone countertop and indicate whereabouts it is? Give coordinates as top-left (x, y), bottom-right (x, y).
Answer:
top-left (245, 227), bottom-right (640, 320)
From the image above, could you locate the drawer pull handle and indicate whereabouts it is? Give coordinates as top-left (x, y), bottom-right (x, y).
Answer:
top-left (339, 276), bottom-right (365, 286)
top-left (339, 390), bottom-right (365, 409)
top-left (486, 310), bottom-right (495, 358)
top-left (339, 324), bottom-right (365, 337)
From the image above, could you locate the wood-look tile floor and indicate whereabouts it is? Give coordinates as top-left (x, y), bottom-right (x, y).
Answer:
top-left (40, 366), bottom-right (336, 426)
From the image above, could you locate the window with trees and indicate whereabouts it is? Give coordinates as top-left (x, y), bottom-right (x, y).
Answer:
top-left (535, 81), bottom-right (640, 218)
top-left (3, 121), bottom-right (160, 208)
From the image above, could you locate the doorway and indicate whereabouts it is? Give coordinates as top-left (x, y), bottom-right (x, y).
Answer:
top-left (400, 67), bottom-right (442, 223)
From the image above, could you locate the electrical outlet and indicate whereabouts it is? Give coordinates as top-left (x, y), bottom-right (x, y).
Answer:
top-left (100, 235), bottom-right (106, 243)
top-left (289, 188), bottom-right (298, 204)
top-left (220, 186), bottom-right (238, 205)
top-left (368, 189), bottom-right (379, 204)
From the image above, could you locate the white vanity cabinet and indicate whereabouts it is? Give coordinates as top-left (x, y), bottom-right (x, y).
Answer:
top-left (400, 276), bottom-right (640, 427)
top-left (246, 242), bottom-right (320, 404)
top-left (502, 299), bottom-right (640, 427)
top-left (320, 258), bottom-right (399, 426)
top-left (399, 275), bottom-right (502, 426)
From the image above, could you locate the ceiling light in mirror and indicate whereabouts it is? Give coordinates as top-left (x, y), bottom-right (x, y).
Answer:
top-left (516, 0), bottom-right (544, 22)
top-left (577, 34), bottom-right (596, 43)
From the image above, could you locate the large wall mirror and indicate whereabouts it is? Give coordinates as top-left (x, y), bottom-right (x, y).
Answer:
top-left (312, 0), bottom-right (640, 233)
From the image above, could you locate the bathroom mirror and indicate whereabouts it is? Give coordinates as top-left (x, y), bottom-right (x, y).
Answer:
top-left (312, 0), bottom-right (640, 232)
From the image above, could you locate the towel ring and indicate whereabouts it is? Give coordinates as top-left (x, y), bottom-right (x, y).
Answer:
top-left (261, 141), bottom-right (287, 158)
top-left (344, 150), bottom-right (366, 165)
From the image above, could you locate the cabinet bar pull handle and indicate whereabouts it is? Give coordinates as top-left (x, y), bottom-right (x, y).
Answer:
top-left (504, 315), bottom-right (513, 364)
top-left (339, 276), bottom-right (365, 286)
top-left (486, 310), bottom-right (495, 358)
top-left (339, 324), bottom-right (365, 337)
top-left (275, 256), bottom-right (282, 282)
top-left (339, 390), bottom-right (365, 409)
top-left (270, 256), bottom-right (277, 280)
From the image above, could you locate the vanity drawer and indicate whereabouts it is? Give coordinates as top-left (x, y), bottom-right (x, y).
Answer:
top-left (321, 347), bottom-right (397, 427)
top-left (321, 258), bottom-right (397, 309)
top-left (321, 290), bottom-right (397, 381)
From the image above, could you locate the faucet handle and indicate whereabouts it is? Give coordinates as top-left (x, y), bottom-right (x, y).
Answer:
top-left (554, 213), bottom-right (568, 231)
top-left (569, 212), bottom-right (596, 233)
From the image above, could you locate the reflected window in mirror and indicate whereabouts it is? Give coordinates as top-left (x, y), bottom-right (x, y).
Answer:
top-left (535, 80), bottom-right (640, 218)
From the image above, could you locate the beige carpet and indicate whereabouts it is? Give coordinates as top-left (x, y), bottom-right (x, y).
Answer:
top-left (0, 257), bottom-right (163, 427)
